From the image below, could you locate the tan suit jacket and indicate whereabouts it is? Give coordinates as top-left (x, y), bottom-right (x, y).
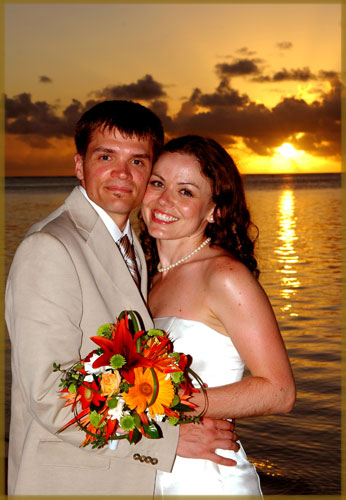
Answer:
top-left (5, 187), bottom-right (179, 495)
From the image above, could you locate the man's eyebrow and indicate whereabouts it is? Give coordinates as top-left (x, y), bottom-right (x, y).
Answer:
top-left (92, 147), bottom-right (115, 154)
top-left (92, 147), bottom-right (150, 159)
top-left (133, 153), bottom-right (151, 159)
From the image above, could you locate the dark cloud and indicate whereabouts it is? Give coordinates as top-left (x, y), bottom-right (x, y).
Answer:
top-left (5, 75), bottom-right (166, 139)
top-left (216, 59), bottom-right (261, 78)
top-left (318, 70), bottom-right (340, 80)
top-left (235, 47), bottom-right (257, 57)
top-left (165, 75), bottom-right (341, 158)
top-left (5, 69), bottom-right (341, 160)
top-left (39, 75), bottom-right (52, 83)
top-left (276, 41), bottom-right (293, 50)
top-left (148, 100), bottom-right (175, 132)
top-left (190, 80), bottom-right (249, 108)
top-left (93, 74), bottom-right (166, 101)
top-left (272, 67), bottom-right (316, 82)
top-left (253, 67), bottom-right (316, 83)
top-left (5, 93), bottom-right (85, 137)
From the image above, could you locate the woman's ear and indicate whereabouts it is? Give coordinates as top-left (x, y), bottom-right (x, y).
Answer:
top-left (207, 206), bottom-right (216, 223)
top-left (207, 207), bottom-right (221, 223)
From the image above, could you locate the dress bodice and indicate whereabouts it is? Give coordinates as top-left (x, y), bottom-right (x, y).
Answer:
top-left (154, 316), bottom-right (245, 387)
top-left (153, 316), bottom-right (262, 497)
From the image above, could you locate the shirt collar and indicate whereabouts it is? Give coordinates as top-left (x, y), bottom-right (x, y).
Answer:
top-left (78, 185), bottom-right (133, 244)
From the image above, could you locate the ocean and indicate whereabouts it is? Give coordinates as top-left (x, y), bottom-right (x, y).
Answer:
top-left (4, 173), bottom-right (342, 495)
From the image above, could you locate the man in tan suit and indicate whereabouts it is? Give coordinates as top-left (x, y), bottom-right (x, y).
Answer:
top-left (5, 100), bottom-right (239, 495)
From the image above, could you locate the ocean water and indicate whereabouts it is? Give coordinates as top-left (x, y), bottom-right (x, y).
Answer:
top-left (4, 173), bottom-right (342, 495)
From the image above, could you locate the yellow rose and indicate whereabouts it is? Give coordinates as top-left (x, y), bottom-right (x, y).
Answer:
top-left (100, 371), bottom-right (121, 396)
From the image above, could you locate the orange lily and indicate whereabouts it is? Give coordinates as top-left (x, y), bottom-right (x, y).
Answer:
top-left (78, 380), bottom-right (105, 410)
top-left (162, 406), bottom-right (180, 419)
top-left (141, 335), bottom-right (181, 373)
top-left (91, 317), bottom-right (152, 384)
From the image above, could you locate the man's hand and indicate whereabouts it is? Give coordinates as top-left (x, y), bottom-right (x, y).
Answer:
top-left (176, 417), bottom-right (239, 466)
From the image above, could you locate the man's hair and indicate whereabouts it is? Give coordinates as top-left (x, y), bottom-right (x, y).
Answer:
top-left (74, 100), bottom-right (164, 161)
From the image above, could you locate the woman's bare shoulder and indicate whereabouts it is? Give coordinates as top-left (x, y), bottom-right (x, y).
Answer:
top-left (205, 252), bottom-right (255, 287)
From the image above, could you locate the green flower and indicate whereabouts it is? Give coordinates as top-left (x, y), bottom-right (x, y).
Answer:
top-left (107, 397), bottom-right (118, 409)
top-left (147, 329), bottom-right (164, 337)
top-left (170, 352), bottom-right (180, 361)
top-left (110, 354), bottom-right (126, 369)
top-left (171, 371), bottom-right (184, 384)
top-left (120, 415), bottom-right (135, 431)
top-left (96, 323), bottom-right (113, 339)
top-left (90, 410), bottom-right (106, 428)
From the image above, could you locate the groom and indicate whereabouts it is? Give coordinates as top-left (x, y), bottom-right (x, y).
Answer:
top-left (5, 100), bottom-right (239, 495)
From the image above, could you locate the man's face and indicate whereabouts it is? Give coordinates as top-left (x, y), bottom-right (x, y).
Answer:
top-left (74, 127), bottom-right (153, 230)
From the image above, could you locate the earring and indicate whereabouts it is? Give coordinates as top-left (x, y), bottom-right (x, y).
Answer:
top-left (209, 215), bottom-right (214, 223)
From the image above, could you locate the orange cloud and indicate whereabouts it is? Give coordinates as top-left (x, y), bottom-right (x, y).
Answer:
top-left (5, 135), bottom-right (76, 176)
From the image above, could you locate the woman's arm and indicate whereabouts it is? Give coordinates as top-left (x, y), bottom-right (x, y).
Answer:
top-left (193, 258), bottom-right (296, 419)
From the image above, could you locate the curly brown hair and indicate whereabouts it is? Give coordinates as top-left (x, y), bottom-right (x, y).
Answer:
top-left (139, 135), bottom-right (259, 280)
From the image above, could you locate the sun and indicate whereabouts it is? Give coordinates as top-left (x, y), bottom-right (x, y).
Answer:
top-left (276, 142), bottom-right (298, 159)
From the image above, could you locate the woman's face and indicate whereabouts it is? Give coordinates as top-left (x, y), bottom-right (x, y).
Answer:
top-left (141, 152), bottom-right (215, 241)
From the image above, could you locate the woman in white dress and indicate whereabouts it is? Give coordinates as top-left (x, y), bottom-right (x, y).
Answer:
top-left (140, 135), bottom-right (296, 496)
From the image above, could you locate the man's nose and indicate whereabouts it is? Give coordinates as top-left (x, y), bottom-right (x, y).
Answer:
top-left (110, 160), bottom-right (131, 179)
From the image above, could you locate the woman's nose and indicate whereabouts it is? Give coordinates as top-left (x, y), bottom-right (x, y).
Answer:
top-left (158, 189), bottom-right (174, 206)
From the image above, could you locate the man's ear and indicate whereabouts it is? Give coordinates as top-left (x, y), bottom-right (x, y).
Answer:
top-left (74, 153), bottom-right (84, 181)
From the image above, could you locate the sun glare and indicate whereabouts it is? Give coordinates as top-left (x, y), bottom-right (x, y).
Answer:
top-left (276, 143), bottom-right (298, 159)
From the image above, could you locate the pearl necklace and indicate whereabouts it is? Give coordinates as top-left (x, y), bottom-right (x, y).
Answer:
top-left (157, 237), bottom-right (211, 273)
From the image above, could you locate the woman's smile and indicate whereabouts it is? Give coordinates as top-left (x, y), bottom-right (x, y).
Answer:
top-left (152, 210), bottom-right (179, 223)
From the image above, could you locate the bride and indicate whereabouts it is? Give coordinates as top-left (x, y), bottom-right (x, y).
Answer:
top-left (140, 135), bottom-right (296, 496)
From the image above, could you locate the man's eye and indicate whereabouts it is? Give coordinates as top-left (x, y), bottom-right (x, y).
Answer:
top-left (100, 155), bottom-right (111, 161)
top-left (132, 159), bottom-right (144, 166)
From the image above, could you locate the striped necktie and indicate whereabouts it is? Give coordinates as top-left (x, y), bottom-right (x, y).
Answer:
top-left (118, 235), bottom-right (140, 288)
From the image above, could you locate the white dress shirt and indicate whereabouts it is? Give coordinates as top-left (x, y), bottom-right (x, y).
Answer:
top-left (78, 186), bottom-right (141, 275)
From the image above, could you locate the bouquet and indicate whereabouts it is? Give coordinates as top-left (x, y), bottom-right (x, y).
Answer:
top-left (53, 310), bottom-right (206, 449)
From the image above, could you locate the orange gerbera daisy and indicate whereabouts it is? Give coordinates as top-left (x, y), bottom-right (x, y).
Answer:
top-left (123, 367), bottom-right (174, 418)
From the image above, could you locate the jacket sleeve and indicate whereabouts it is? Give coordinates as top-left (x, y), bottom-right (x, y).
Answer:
top-left (6, 231), bottom-right (179, 472)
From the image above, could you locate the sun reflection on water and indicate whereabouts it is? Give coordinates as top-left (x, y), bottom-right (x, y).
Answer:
top-left (275, 189), bottom-right (300, 309)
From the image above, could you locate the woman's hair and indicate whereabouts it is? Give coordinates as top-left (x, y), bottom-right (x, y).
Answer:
top-left (140, 135), bottom-right (259, 279)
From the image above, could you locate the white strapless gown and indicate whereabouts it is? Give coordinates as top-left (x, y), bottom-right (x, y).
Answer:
top-left (154, 317), bottom-right (262, 497)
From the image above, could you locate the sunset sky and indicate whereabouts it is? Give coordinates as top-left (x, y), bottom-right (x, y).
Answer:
top-left (5, 2), bottom-right (342, 176)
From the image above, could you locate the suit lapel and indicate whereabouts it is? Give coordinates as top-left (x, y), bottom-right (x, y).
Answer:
top-left (64, 187), bottom-right (151, 322)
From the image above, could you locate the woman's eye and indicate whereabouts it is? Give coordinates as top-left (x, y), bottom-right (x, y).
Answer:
top-left (150, 180), bottom-right (164, 188)
top-left (181, 189), bottom-right (193, 197)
